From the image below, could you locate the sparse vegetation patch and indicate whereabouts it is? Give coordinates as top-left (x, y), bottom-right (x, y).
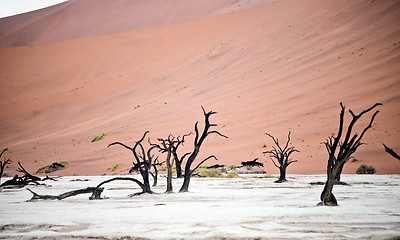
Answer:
top-left (110, 163), bottom-right (118, 172)
top-left (91, 132), bottom-right (111, 142)
top-left (356, 164), bottom-right (376, 174)
top-left (36, 161), bottom-right (69, 174)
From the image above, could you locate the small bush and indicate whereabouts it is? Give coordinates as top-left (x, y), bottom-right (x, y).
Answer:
top-left (157, 165), bottom-right (167, 172)
top-left (198, 165), bottom-right (210, 169)
top-left (91, 132), bottom-right (111, 142)
top-left (228, 164), bottom-right (239, 168)
top-left (197, 169), bottom-right (224, 178)
top-left (110, 163), bottom-right (118, 172)
top-left (36, 161), bottom-right (69, 174)
top-left (226, 171), bottom-right (240, 178)
top-left (356, 164), bottom-right (376, 174)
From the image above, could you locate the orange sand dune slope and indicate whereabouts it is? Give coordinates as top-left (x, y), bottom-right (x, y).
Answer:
top-left (0, 0), bottom-right (399, 176)
top-left (0, 0), bottom-right (274, 48)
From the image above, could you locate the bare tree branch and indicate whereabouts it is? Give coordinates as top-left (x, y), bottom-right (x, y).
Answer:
top-left (383, 143), bottom-right (400, 161)
top-left (190, 155), bottom-right (218, 175)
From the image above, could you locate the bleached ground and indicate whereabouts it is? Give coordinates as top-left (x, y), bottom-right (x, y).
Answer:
top-left (0, 174), bottom-right (399, 240)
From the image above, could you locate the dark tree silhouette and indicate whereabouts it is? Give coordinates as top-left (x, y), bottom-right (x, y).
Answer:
top-left (241, 158), bottom-right (263, 167)
top-left (151, 135), bottom-right (182, 193)
top-left (263, 131), bottom-right (299, 183)
top-left (27, 187), bottom-right (102, 201)
top-left (108, 131), bottom-right (156, 193)
top-left (320, 102), bottom-right (381, 206)
top-left (179, 107), bottom-right (228, 193)
top-left (150, 133), bottom-right (191, 192)
top-left (0, 161), bottom-right (57, 188)
top-left (0, 148), bottom-right (11, 183)
top-left (149, 157), bottom-right (164, 187)
top-left (383, 143), bottom-right (400, 161)
top-left (171, 133), bottom-right (191, 178)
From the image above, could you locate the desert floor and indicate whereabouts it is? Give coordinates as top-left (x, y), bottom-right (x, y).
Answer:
top-left (0, 174), bottom-right (399, 239)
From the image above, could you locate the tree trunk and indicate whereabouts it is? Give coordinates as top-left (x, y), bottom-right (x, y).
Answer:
top-left (139, 168), bottom-right (151, 190)
top-left (319, 174), bottom-right (337, 206)
top-left (334, 164), bottom-right (344, 182)
top-left (174, 155), bottom-right (183, 178)
top-left (320, 164), bottom-right (341, 206)
top-left (152, 167), bottom-right (158, 187)
top-left (275, 166), bottom-right (287, 183)
top-left (179, 157), bottom-right (193, 192)
top-left (179, 174), bottom-right (191, 193)
top-left (165, 151), bottom-right (173, 193)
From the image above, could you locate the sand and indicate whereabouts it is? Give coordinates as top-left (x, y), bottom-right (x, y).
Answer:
top-left (0, 174), bottom-right (399, 239)
top-left (0, 0), bottom-right (399, 176)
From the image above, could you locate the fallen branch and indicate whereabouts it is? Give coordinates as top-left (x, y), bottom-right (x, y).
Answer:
top-left (27, 187), bottom-right (103, 201)
top-left (90, 177), bottom-right (153, 199)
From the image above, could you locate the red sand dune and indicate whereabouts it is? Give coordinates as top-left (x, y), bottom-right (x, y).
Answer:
top-left (0, 0), bottom-right (274, 48)
top-left (0, 0), bottom-right (399, 176)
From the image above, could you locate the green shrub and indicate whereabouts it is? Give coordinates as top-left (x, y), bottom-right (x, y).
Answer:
top-left (226, 171), bottom-right (240, 178)
top-left (111, 163), bottom-right (118, 172)
top-left (91, 132), bottom-right (111, 142)
top-left (228, 164), bottom-right (238, 168)
top-left (356, 164), bottom-right (376, 174)
top-left (157, 165), bottom-right (167, 172)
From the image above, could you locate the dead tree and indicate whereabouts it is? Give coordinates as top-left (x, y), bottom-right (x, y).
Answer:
top-left (179, 107), bottom-right (228, 193)
top-left (320, 102), bottom-right (381, 206)
top-left (150, 133), bottom-right (190, 192)
top-left (16, 161), bottom-right (41, 182)
top-left (383, 143), bottom-right (400, 161)
top-left (0, 148), bottom-right (12, 183)
top-left (263, 131), bottom-right (299, 183)
top-left (108, 131), bottom-right (155, 193)
top-left (0, 162), bottom-right (56, 188)
top-left (171, 133), bottom-right (191, 178)
top-left (151, 135), bottom-right (176, 193)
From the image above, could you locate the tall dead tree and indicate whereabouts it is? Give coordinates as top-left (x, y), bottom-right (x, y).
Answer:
top-left (179, 107), bottom-right (228, 193)
top-left (320, 102), bottom-right (381, 206)
top-left (263, 131), bottom-right (299, 183)
top-left (108, 131), bottom-right (155, 193)
top-left (0, 148), bottom-right (11, 183)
